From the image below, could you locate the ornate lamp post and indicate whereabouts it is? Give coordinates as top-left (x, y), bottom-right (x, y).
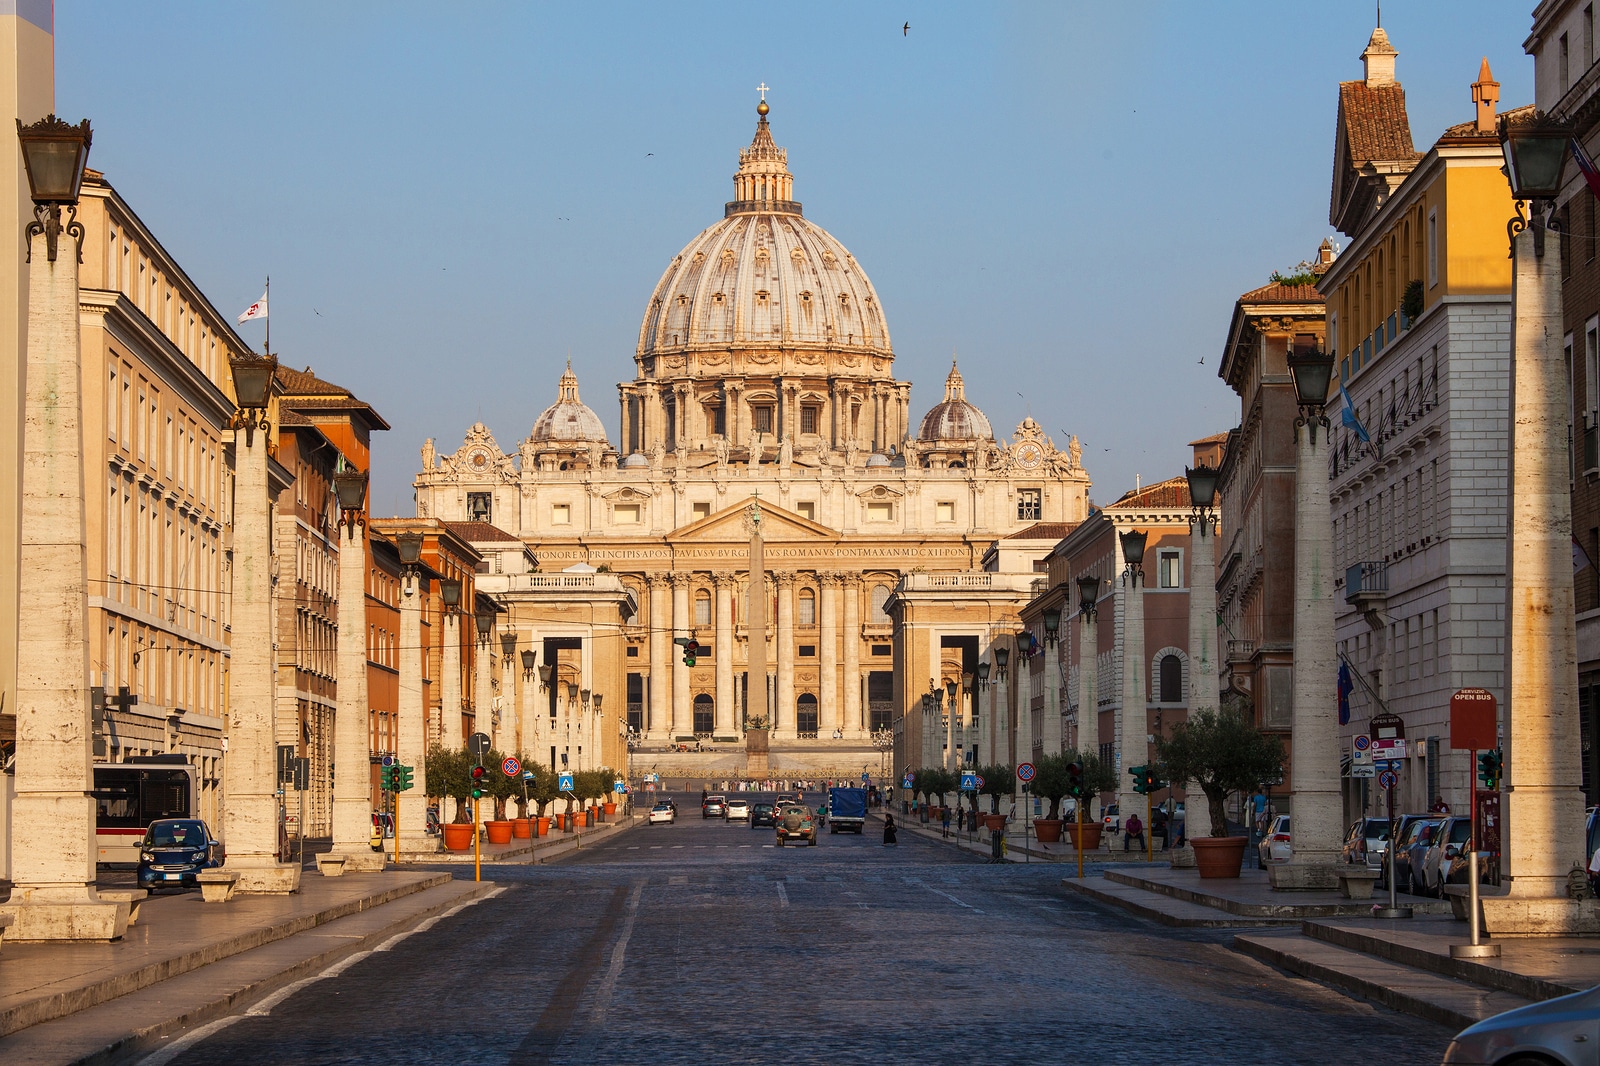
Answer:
top-left (438, 577), bottom-right (463, 766)
top-left (1489, 112), bottom-right (1590, 915)
top-left (1, 115), bottom-right (133, 936)
top-left (1272, 345), bottom-right (1342, 889)
top-left (326, 470), bottom-right (384, 872)
top-left (944, 678), bottom-right (959, 770)
top-left (1115, 530), bottom-right (1148, 832)
top-left (1184, 464), bottom-right (1222, 724)
top-left (1075, 575), bottom-right (1100, 759)
top-left (394, 530), bottom-right (434, 854)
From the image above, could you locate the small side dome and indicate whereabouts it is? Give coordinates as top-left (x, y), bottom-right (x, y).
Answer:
top-left (866, 452), bottom-right (890, 468)
top-left (622, 452), bottom-right (650, 469)
top-left (531, 362), bottom-right (608, 443)
top-left (917, 361), bottom-right (993, 441)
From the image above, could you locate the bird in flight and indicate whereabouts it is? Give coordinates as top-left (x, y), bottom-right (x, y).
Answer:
top-left (903, 21), bottom-right (909, 35)
top-left (1197, 357), bottom-right (1205, 365)
top-left (646, 152), bottom-right (654, 156)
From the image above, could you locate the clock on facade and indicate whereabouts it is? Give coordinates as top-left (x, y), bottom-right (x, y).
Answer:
top-left (1015, 442), bottom-right (1043, 469)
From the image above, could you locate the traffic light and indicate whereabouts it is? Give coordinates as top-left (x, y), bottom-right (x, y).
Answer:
top-left (1478, 749), bottom-right (1503, 789)
top-left (1129, 764), bottom-right (1164, 794)
top-left (683, 638), bottom-right (700, 666)
top-left (397, 764), bottom-right (414, 792)
top-left (380, 765), bottom-right (395, 792)
top-left (1066, 761), bottom-right (1084, 797)
top-left (1129, 764), bottom-right (1148, 794)
top-left (471, 763), bottom-right (488, 799)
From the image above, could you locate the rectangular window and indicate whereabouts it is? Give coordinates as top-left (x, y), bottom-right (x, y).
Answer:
top-left (692, 502), bottom-right (711, 521)
top-left (1562, 31), bottom-right (1571, 89)
top-left (798, 594), bottom-right (815, 626)
top-left (467, 492), bottom-right (492, 523)
top-left (800, 405), bottom-right (818, 435)
top-left (867, 501), bottom-right (893, 522)
top-left (936, 501), bottom-right (955, 523)
top-left (1585, 317), bottom-right (1598, 414)
top-left (1158, 550), bottom-right (1181, 589)
top-left (613, 504), bottom-right (640, 525)
top-left (871, 644), bottom-right (892, 657)
top-left (552, 504), bottom-right (571, 525)
top-left (107, 367), bottom-right (118, 442)
top-left (1427, 209), bottom-right (1438, 288)
top-left (797, 501), bottom-right (815, 521)
top-left (798, 644), bottom-right (816, 657)
top-left (1341, 356), bottom-right (1351, 383)
top-left (753, 406), bottom-right (773, 435)
top-left (1587, 5), bottom-right (1595, 67)
top-left (694, 595), bottom-right (711, 626)
top-left (1017, 489), bottom-right (1041, 521)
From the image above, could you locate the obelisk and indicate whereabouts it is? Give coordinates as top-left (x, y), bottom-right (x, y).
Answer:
top-left (745, 497), bottom-right (770, 777)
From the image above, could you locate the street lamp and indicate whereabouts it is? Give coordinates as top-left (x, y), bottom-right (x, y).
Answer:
top-left (474, 603), bottom-right (496, 645)
top-left (1288, 349), bottom-right (1336, 438)
top-left (975, 661), bottom-right (990, 690)
top-left (16, 114), bottom-right (92, 263)
top-left (521, 649), bottom-right (537, 678)
top-left (1183, 463), bottom-right (1223, 797)
top-left (1117, 530), bottom-right (1149, 834)
top-left (439, 579), bottom-right (462, 611)
top-left (994, 645), bottom-right (1010, 683)
top-left (1042, 606), bottom-right (1062, 647)
top-left (228, 353), bottom-right (278, 445)
top-left (333, 470), bottom-right (368, 535)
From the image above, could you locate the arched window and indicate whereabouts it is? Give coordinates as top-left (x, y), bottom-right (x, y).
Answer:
top-left (796, 693), bottom-right (819, 736)
top-left (693, 694), bottom-right (714, 735)
top-left (871, 584), bottom-right (891, 623)
top-left (694, 588), bottom-right (712, 626)
top-left (798, 588), bottom-right (816, 626)
top-left (1159, 654), bottom-right (1183, 703)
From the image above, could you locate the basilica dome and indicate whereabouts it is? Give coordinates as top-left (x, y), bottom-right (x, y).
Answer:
top-left (636, 103), bottom-right (892, 359)
top-left (530, 363), bottom-right (607, 442)
top-left (918, 362), bottom-right (993, 441)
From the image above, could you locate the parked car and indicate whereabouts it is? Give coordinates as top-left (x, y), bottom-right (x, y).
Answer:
top-left (1417, 815), bottom-right (1479, 897)
top-left (750, 803), bottom-right (776, 828)
top-left (648, 801), bottom-right (677, 825)
top-left (1102, 803), bottom-right (1120, 835)
top-left (1342, 816), bottom-right (1391, 871)
top-left (703, 795), bottom-right (727, 818)
top-left (776, 804), bottom-right (818, 846)
top-left (1442, 982), bottom-right (1600, 1064)
top-left (1397, 816), bottom-right (1446, 894)
top-left (1379, 814), bottom-right (1440, 891)
top-left (1257, 815), bottom-right (1292, 865)
top-left (725, 799), bottom-right (750, 821)
top-left (136, 818), bottom-right (224, 891)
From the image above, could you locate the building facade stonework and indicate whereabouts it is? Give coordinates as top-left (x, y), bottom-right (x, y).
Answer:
top-left (414, 104), bottom-right (1093, 775)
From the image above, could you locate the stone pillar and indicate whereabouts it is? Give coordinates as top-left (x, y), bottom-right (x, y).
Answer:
top-left (775, 572), bottom-right (795, 738)
top-left (1015, 642), bottom-right (1032, 812)
top-left (1116, 554), bottom-right (1146, 834)
top-left (714, 572), bottom-right (735, 736)
top-left (396, 574), bottom-right (434, 854)
top-left (1188, 519), bottom-right (1221, 721)
top-left (1487, 222), bottom-right (1591, 922)
top-left (747, 512), bottom-right (768, 727)
top-left (819, 574), bottom-right (840, 736)
top-left (842, 577), bottom-right (863, 736)
top-left (520, 632), bottom-right (540, 764)
top-left (1041, 636), bottom-right (1063, 757)
top-left (1078, 599), bottom-right (1098, 756)
top-left (1272, 399), bottom-right (1343, 889)
top-left (2, 208), bottom-right (135, 935)
top-left (647, 573), bottom-right (670, 741)
top-left (671, 572), bottom-right (691, 737)
top-left (473, 617), bottom-right (492, 744)
top-left (441, 612), bottom-right (461, 749)
top-left (329, 518), bottom-right (383, 871)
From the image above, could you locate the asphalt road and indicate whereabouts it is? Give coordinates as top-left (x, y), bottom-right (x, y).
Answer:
top-left (138, 793), bottom-right (1456, 1066)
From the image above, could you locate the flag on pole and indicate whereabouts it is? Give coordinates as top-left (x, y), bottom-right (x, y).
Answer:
top-left (1337, 659), bottom-right (1353, 726)
top-left (1572, 138), bottom-right (1600, 200)
top-left (1340, 382), bottom-right (1370, 444)
top-left (237, 290), bottom-right (268, 325)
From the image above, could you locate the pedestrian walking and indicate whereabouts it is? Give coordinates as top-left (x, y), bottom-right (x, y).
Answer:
top-left (941, 806), bottom-right (951, 839)
top-left (1124, 812), bottom-right (1146, 853)
top-left (883, 813), bottom-right (898, 846)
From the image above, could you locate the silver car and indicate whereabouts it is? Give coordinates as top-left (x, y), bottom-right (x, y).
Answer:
top-left (1443, 984), bottom-right (1600, 1064)
top-left (1257, 814), bottom-right (1291, 864)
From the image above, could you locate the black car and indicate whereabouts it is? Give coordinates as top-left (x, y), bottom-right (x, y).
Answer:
top-left (137, 818), bottom-right (223, 891)
top-left (750, 803), bottom-right (777, 828)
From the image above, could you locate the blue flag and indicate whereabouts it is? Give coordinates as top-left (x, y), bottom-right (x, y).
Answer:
top-left (1340, 383), bottom-right (1370, 444)
top-left (1337, 659), bottom-right (1353, 726)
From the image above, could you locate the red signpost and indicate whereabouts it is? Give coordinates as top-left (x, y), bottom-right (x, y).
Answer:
top-left (1450, 687), bottom-right (1499, 874)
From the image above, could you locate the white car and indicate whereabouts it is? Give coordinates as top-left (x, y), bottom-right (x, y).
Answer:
top-left (725, 799), bottom-right (750, 821)
top-left (1258, 814), bottom-right (1291, 864)
top-left (647, 801), bottom-right (676, 825)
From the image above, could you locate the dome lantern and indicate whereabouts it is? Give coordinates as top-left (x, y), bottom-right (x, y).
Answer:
top-left (727, 94), bottom-right (800, 217)
top-left (530, 361), bottom-right (608, 444)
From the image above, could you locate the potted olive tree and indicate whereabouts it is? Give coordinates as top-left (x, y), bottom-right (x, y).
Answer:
top-left (1029, 753), bottom-right (1069, 844)
top-left (425, 746), bottom-right (475, 851)
top-left (1156, 707), bottom-right (1285, 878)
top-left (1057, 749), bottom-right (1117, 851)
top-left (531, 768), bottom-right (559, 836)
top-left (976, 763), bottom-right (1015, 830)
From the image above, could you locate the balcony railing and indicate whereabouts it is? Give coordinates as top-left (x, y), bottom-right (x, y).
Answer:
top-left (1344, 561), bottom-right (1389, 605)
top-left (1226, 639), bottom-right (1255, 664)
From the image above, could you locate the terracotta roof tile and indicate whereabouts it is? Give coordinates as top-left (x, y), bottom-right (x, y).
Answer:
top-left (1338, 81), bottom-right (1417, 163)
top-left (1441, 103), bottom-right (1534, 140)
top-left (1110, 476), bottom-right (1190, 509)
top-left (1004, 522), bottom-right (1078, 541)
top-left (277, 365), bottom-right (348, 396)
top-left (1236, 282), bottom-right (1325, 304)
top-left (444, 521), bottom-right (523, 544)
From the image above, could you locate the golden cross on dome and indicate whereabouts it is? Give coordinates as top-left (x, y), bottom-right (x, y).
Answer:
top-left (756, 82), bottom-right (769, 102)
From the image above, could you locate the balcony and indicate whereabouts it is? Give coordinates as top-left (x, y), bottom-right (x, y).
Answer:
top-left (1344, 561), bottom-right (1388, 609)
top-left (1226, 639), bottom-right (1255, 664)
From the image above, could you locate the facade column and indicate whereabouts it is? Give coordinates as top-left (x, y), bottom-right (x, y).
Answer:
top-left (473, 618), bottom-right (492, 744)
top-left (987, 648), bottom-right (1009, 814)
top-left (440, 609), bottom-right (462, 827)
top-left (1116, 542), bottom-right (1147, 836)
top-left (329, 515), bottom-right (384, 871)
top-left (1492, 222), bottom-right (1590, 912)
top-left (1273, 386), bottom-right (1343, 888)
top-left (1041, 633), bottom-right (1063, 757)
top-left (396, 570), bottom-right (433, 854)
top-left (714, 572), bottom-right (735, 736)
top-left (1078, 594), bottom-right (1099, 759)
top-left (775, 572), bottom-right (796, 738)
top-left (671, 572), bottom-right (691, 737)
top-left (819, 574), bottom-right (840, 736)
top-left (647, 573), bottom-right (670, 741)
top-left (519, 630), bottom-right (539, 765)
top-left (842, 577), bottom-right (863, 736)
top-left (1014, 636), bottom-right (1033, 812)
top-left (2, 201), bottom-right (137, 934)
top-left (1187, 518), bottom-right (1222, 722)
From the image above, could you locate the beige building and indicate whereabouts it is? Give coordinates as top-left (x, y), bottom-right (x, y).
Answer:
top-left (415, 102), bottom-right (1093, 779)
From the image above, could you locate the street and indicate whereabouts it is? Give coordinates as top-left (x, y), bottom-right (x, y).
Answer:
top-left (137, 795), bottom-right (1455, 1066)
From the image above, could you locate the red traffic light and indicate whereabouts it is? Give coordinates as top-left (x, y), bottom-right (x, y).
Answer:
top-left (471, 764), bottom-right (487, 780)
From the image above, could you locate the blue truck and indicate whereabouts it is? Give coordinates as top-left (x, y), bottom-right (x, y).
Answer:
top-left (828, 787), bottom-right (868, 834)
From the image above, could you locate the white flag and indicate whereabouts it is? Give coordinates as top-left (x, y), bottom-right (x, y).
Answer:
top-left (237, 290), bottom-right (268, 324)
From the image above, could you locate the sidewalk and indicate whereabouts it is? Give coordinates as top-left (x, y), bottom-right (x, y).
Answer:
top-left (397, 811), bottom-right (638, 864)
top-left (879, 809), bottom-right (1168, 865)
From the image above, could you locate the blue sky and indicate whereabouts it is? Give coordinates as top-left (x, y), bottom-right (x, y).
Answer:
top-left (56, 1), bottom-right (1535, 516)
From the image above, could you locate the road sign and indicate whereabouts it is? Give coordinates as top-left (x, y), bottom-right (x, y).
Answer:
top-left (1379, 759), bottom-right (1403, 772)
top-left (502, 755), bottom-right (521, 777)
top-left (1378, 769), bottom-right (1398, 790)
top-left (861, 772), bottom-right (870, 783)
top-left (468, 732), bottom-right (492, 758)
top-left (614, 780), bottom-right (626, 793)
top-left (558, 772), bottom-right (575, 792)
top-left (960, 771), bottom-right (978, 791)
top-left (974, 775), bottom-right (985, 790)
top-left (523, 770), bottom-right (535, 780)
top-left (1352, 735), bottom-right (1371, 753)
top-left (1350, 764), bottom-right (1376, 778)
top-left (381, 753), bottom-right (396, 767)
top-left (1450, 688), bottom-right (1498, 751)
top-left (1016, 762), bottom-right (1036, 783)
top-left (1371, 737), bottom-right (1407, 759)
top-left (902, 774), bottom-right (914, 788)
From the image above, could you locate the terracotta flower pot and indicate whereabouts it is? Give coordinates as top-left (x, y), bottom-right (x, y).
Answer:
top-left (1193, 835), bottom-right (1249, 878)
top-left (511, 818), bottom-right (532, 839)
top-left (442, 822), bottom-right (474, 851)
top-left (980, 813), bottom-right (1008, 832)
top-left (485, 820), bottom-right (513, 845)
top-left (1033, 818), bottom-right (1063, 844)
top-left (536, 816), bottom-right (550, 836)
top-left (1065, 822), bottom-right (1103, 851)
top-left (604, 801), bottom-right (617, 816)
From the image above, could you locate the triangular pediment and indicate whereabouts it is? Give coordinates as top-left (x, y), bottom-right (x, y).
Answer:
top-left (668, 500), bottom-right (838, 542)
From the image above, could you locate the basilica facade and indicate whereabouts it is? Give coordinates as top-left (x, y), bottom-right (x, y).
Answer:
top-left (414, 102), bottom-right (1091, 775)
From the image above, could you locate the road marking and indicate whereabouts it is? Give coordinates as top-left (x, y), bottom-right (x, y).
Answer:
top-left (649, 845), bottom-right (662, 849)
top-left (739, 844), bottom-right (752, 848)
top-left (668, 875), bottom-right (688, 884)
top-left (786, 875), bottom-right (806, 883)
top-left (671, 845), bottom-right (685, 849)
top-left (584, 881), bottom-right (643, 1032)
top-left (921, 884), bottom-right (984, 914)
top-left (775, 882), bottom-right (789, 908)
top-left (627, 846), bottom-right (639, 850)
top-left (134, 1017), bottom-right (244, 1065)
top-left (512, 884), bottom-right (632, 1064)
